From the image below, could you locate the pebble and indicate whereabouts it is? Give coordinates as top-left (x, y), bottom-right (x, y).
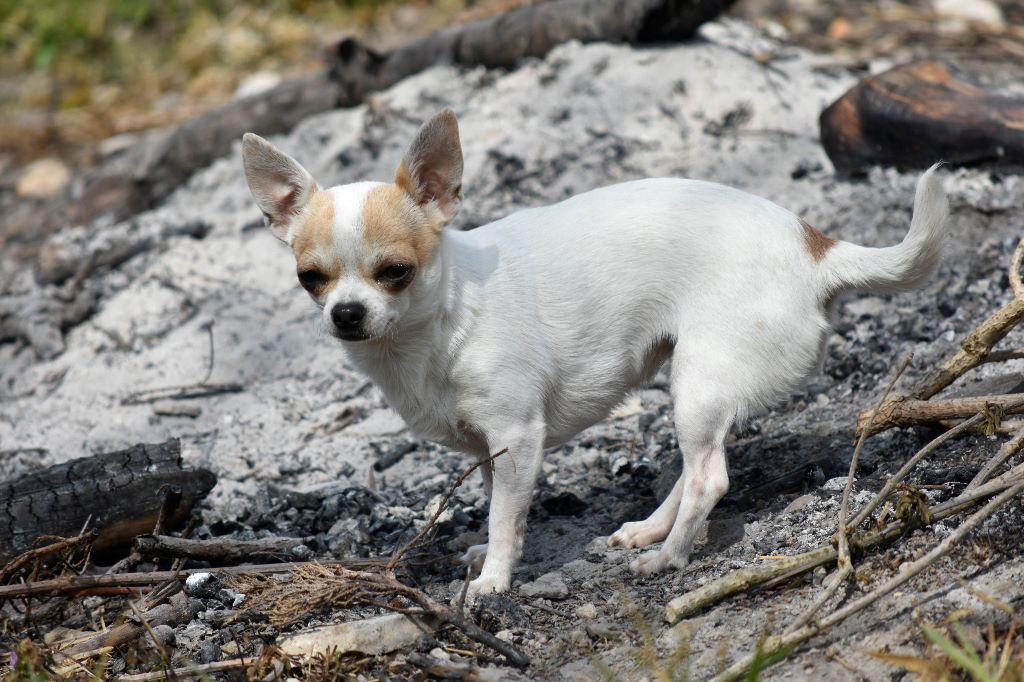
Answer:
top-left (575, 602), bottom-right (598, 619)
top-left (147, 624), bottom-right (176, 649)
top-left (519, 571), bottom-right (569, 600)
top-left (16, 158), bottom-right (71, 198)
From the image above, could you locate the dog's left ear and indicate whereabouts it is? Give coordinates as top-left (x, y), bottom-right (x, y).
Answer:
top-left (395, 109), bottom-right (463, 225)
top-left (242, 133), bottom-right (317, 243)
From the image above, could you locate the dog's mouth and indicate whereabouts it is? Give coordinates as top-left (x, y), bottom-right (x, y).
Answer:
top-left (333, 329), bottom-right (371, 342)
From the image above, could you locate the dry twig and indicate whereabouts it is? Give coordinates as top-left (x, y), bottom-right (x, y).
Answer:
top-left (969, 421), bottom-right (1024, 489)
top-left (234, 563), bottom-right (530, 667)
top-left (386, 447), bottom-right (508, 572)
top-left (117, 657), bottom-right (255, 681)
top-left (665, 455), bottom-right (1024, 623)
top-left (712, 480), bottom-right (1024, 682)
top-left (857, 238), bottom-right (1024, 438)
top-left (786, 354), bottom-right (911, 633)
top-left (0, 559), bottom-right (374, 601)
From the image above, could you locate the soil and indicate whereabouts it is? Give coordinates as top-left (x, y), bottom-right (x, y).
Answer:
top-left (2, 15), bottom-right (1024, 682)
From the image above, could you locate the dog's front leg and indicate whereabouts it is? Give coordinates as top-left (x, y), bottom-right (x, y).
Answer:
top-left (468, 421), bottom-right (545, 596)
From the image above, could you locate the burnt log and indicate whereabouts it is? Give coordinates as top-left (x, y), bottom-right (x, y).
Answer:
top-left (328, 0), bottom-right (737, 100)
top-left (820, 60), bottom-right (1024, 173)
top-left (0, 439), bottom-right (216, 562)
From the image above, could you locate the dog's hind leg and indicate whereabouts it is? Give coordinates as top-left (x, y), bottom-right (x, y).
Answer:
top-left (630, 359), bottom-right (735, 574)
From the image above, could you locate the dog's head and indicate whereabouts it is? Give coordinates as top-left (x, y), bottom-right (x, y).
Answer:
top-left (242, 110), bottom-right (463, 342)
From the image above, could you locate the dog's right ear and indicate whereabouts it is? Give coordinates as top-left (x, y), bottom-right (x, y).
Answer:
top-left (242, 133), bottom-right (316, 242)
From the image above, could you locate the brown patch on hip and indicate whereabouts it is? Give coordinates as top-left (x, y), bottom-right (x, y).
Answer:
top-left (801, 219), bottom-right (836, 262)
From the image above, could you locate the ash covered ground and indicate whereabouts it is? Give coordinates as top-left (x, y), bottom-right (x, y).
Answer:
top-left (2, 20), bottom-right (1024, 680)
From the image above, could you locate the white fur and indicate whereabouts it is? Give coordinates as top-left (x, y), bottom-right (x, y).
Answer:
top-left (243, 120), bottom-right (949, 597)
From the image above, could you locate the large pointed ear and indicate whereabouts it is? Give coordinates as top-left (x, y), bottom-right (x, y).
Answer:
top-left (394, 109), bottom-right (463, 224)
top-left (242, 133), bottom-right (317, 242)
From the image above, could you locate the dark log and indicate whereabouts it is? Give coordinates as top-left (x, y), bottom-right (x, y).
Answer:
top-left (57, 0), bottom-right (733, 236)
top-left (0, 439), bottom-right (216, 562)
top-left (328, 0), bottom-right (737, 101)
top-left (820, 60), bottom-right (1024, 173)
top-left (133, 533), bottom-right (314, 563)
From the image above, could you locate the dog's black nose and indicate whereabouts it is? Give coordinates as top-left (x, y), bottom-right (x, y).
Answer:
top-left (331, 302), bottom-right (367, 334)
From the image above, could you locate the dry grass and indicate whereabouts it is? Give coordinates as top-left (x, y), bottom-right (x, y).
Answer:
top-left (0, 0), bottom-right (526, 166)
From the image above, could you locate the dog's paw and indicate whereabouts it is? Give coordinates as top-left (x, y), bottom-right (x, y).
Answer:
top-left (459, 543), bottom-right (488, 572)
top-left (608, 521), bottom-right (669, 549)
top-left (467, 571), bottom-right (510, 598)
top-left (629, 549), bottom-right (688, 576)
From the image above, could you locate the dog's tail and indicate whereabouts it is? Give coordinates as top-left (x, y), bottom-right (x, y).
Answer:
top-left (819, 164), bottom-right (949, 295)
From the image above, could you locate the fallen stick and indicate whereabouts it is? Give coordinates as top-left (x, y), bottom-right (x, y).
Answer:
top-left (969, 421), bottom-right (1024, 489)
top-left (786, 355), bottom-right (910, 634)
top-left (117, 658), bottom-right (254, 682)
top-left (237, 563), bottom-right (530, 668)
top-left (0, 530), bottom-right (96, 583)
top-left (61, 591), bottom-right (195, 657)
top-left (133, 533), bottom-right (314, 563)
top-left (406, 652), bottom-right (480, 679)
top-left (665, 460), bottom-right (1024, 622)
top-left (0, 559), bottom-right (373, 601)
top-left (386, 447), bottom-right (509, 572)
top-left (848, 409), bottom-right (994, 530)
top-left (858, 394), bottom-right (1024, 435)
top-left (121, 382), bottom-right (244, 405)
top-left (712, 480), bottom-right (1024, 681)
top-left (857, 239), bottom-right (1024, 438)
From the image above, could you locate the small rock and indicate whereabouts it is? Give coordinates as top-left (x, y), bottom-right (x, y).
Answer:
top-left (519, 571), bottom-right (569, 600)
top-left (199, 638), bottom-right (221, 663)
top-left (16, 158), bottom-right (71, 198)
top-left (279, 613), bottom-right (431, 657)
top-left (783, 494), bottom-right (815, 515)
top-left (585, 536), bottom-right (611, 557)
top-left (568, 629), bottom-right (589, 647)
top-left (933, 0), bottom-right (1005, 29)
top-left (447, 530), bottom-right (487, 552)
top-left (152, 401), bottom-right (202, 418)
top-left (561, 559), bottom-right (601, 580)
top-left (822, 476), bottom-right (849, 491)
top-left (221, 640), bottom-right (240, 656)
top-left (185, 572), bottom-right (216, 598)
top-left (585, 620), bottom-right (620, 640)
top-left (575, 603), bottom-right (598, 619)
top-left (234, 71), bottom-right (282, 99)
top-left (146, 622), bottom-right (176, 647)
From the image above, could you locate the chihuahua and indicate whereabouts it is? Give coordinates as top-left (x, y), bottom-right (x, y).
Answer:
top-left (242, 110), bottom-right (948, 596)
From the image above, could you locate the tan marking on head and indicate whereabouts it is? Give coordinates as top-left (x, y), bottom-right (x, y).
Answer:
top-left (360, 184), bottom-right (443, 290)
top-left (801, 219), bottom-right (836, 262)
top-left (290, 189), bottom-right (339, 296)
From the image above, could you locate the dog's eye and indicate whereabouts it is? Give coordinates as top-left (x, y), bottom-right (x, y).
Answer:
top-left (297, 269), bottom-right (328, 290)
top-left (376, 264), bottom-right (414, 286)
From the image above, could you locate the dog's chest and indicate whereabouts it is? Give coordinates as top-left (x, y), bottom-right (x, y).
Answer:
top-left (351, 345), bottom-right (467, 450)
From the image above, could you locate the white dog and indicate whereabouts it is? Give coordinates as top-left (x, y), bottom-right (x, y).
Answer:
top-left (242, 110), bottom-right (948, 596)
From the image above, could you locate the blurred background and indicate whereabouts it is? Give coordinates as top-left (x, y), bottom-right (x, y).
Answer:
top-left (1, 0), bottom-right (1022, 170)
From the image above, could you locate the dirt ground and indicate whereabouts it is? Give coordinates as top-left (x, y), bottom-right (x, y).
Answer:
top-left (2, 5), bottom-right (1024, 681)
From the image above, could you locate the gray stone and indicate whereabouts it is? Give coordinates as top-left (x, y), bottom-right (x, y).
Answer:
top-left (519, 571), bottom-right (569, 600)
